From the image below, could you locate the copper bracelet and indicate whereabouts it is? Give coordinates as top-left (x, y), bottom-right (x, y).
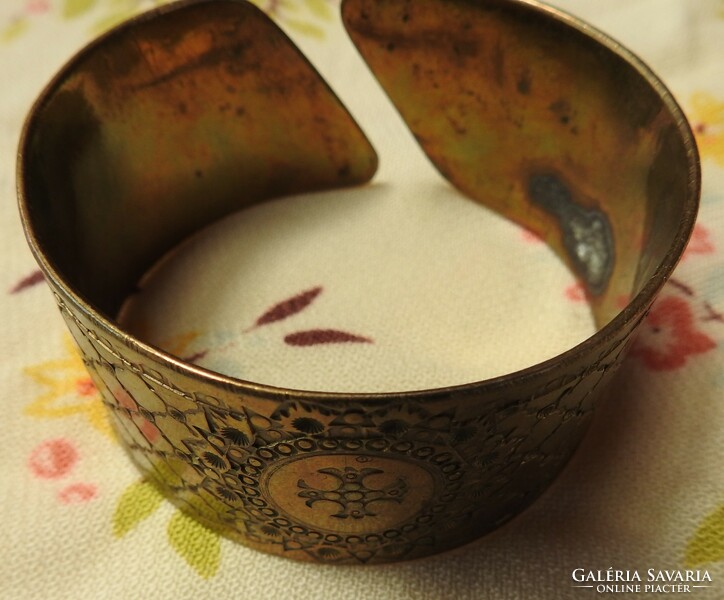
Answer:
top-left (18, 0), bottom-right (699, 564)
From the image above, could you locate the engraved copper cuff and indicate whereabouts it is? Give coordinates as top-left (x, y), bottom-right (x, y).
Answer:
top-left (17, 0), bottom-right (699, 564)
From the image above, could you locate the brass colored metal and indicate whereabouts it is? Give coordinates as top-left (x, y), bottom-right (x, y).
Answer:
top-left (21, 0), bottom-right (377, 318)
top-left (343, 0), bottom-right (697, 327)
top-left (18, 0), bottom-right (699, 564)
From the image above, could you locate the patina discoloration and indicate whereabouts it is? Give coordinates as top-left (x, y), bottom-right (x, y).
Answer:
top-left (342, 0), bottom-right (688, 326)
top-left (528, 173), bottom-right (615, 295)
top-left (25, 0), bottom-right (378, 316)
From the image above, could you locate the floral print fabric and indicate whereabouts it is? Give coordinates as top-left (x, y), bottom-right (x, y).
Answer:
top-left (1, 0), bottom-right (723, 598)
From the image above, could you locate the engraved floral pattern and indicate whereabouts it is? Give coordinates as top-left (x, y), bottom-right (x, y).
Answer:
top-left (48, 291), bottom-right (632, 564)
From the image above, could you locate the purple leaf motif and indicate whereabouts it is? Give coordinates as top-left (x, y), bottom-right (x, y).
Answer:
top-left (285, 329), bottom-right (373, 347)
top-left (254, 286), bottom-right (323, 328)
top-left (10, 269), bottom-right (45, 294)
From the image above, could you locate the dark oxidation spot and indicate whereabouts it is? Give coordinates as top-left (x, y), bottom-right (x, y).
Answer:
top-left (452, 40), bottom-right (478, 59)
top-left (528, 172), bottom-right (570, 211)
top-left (528, 173), bottom-right (614, 295)
top-left (517, 69), bottom-right (531, 94)
top-left (548, 99), bottom-right (573, 127)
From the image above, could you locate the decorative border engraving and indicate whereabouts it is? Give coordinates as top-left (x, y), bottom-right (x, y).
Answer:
top-left (51, 290), bottom-right (638, 563)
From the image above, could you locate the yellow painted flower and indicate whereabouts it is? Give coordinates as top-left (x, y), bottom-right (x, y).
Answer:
top-left (24, 335), bottom-right (114, 439)
top-left (24, 332), bottom-right (199, 440)
top-left (113, 479), bottom-right (221, 578)
top-left (689, 92), bottom-right (724, 167)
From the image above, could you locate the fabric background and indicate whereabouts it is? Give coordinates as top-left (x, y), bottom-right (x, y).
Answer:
top-left (1, 0), bottom-right (723, 598)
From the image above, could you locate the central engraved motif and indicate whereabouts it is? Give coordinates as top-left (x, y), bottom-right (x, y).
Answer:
top-left (264, 453), bottom-right (437, 533)
top-left (297, 466), bottom-right (408, 520)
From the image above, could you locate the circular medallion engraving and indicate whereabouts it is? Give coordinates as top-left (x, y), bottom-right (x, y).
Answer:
top-left (264, 454), bottom-right (436, 533)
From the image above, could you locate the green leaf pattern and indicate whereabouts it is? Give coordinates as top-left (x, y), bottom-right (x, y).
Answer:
top-left (167, 510), bottom-right (221, 579)
top-left (250, 0), bottom-right (335, 38)
top-left (62, 0), bottom-right (98, 19)
top-left (686, 503), bottom-right (724, 567)
top-left (112, 478), bottom-right (221, 578)
top-left (90, 7), bottom-right (139, 35)
top-left (285, 17), bottom-right (325, 39)
top-left (1, 18), bottom-right (29, 43)
top-left (303, 0), bottom-right (332, 20)
top-left (112, 479), bottom-right (164, 538)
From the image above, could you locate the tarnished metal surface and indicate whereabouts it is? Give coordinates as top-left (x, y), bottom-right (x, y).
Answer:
top-left (343, 0), bottom-right (695, 326)
top-left (18, 0), bottom-right (699, 564)
top-left (527, 172), bottom-right (615, 295)
top-left (22, 0), bottom-right (377, 318)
